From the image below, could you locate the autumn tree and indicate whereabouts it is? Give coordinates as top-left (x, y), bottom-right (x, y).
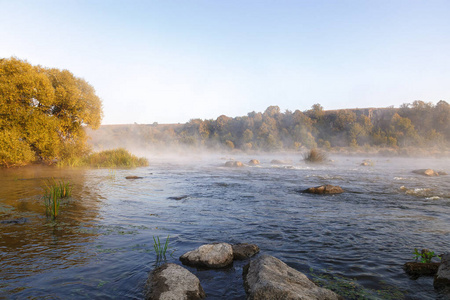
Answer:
top-left (0, 57), bottom-right (103, 167)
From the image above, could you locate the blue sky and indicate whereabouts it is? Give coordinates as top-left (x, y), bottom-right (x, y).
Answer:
top-left (1, 0), bottom-right (449, 124)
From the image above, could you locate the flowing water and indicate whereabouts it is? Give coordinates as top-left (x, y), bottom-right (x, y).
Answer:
top-left (1, 154), bottom-right (449, 299)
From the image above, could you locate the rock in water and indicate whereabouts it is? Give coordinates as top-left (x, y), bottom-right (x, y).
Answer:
top-left (125, 176), bottom-right (143, 179)
top-left (271, 159), bottom-right (292, 165)
top-left (145, 263), bottom-right (206, 300)
top-left (225, 161), bottom-right (244, 167)
top-left (232, 243), bottom-right (260, 260)
top-left (435, 253), bottom-right (450, 289)
top-left (180, 243), bottom-right (234, 268)
top-left (403, 262), bottom-right (440, 276)
top-left (248, 159), bottom-right (260, 165)
top-left (303, 185), bottom-right (344, 194)
top-left (412, 169), bottom-right (440, 176)
top-left (243, 255), bottom-right (342, 300)
top-left (0, 217), bottom-right (28, 224)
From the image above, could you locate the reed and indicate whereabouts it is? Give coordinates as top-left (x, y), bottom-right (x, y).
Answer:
top-left (153, 235), bottom-right (170, 259)
top-left (43, 179), bottom-right (72, 220)
top-left (303, 148), bottom-right (327, 163)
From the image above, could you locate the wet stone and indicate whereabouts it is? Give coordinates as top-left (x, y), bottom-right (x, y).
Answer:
top-left (0, 217), bottom-right (28, 224)
top-left (403, 262), bottom-right (440, 276)
top-left (180, 243), bottom-right (233, 269)
top-left (303, 185), bottom-right (344, 194)
top-left (248, 159), bottom-right (260, 165)
top-left (232, 243), bottom-right (260, 260)
top-left (435, 253), bottom-right (450, 289)
top-left (412, 169), bottom-right (440, 176)
top-left (145, 263), bottom-right (206, 300)
top-left (225, 161), bottom-right (244, 167)
top-left (125, 176), bottom-right (143, 179)
top-left (243, 255), bottom-right (342, 300)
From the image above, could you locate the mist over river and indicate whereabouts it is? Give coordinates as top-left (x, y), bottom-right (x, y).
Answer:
top-left (1, 154), bottom-right (449, 299)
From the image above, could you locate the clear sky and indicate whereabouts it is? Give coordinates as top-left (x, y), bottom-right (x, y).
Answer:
top-left (1, 0), bottom-right (449, 124)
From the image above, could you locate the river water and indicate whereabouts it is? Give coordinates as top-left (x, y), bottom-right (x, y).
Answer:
top-left (0, 154), bottom-right (449, 299)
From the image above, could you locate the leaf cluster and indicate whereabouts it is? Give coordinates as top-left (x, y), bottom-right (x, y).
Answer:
top-left (413, 248), bottom-right (440, 263)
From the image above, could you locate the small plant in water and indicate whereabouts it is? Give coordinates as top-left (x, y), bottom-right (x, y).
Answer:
top-left (43, 179), bottom-right (72, 220)
top-left (413, 248), bottom-right (440, 263)
top-left (152, 235), bottom-right (175, 264)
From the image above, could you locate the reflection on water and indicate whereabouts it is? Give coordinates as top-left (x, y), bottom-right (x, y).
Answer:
top-left (0, 155), bottom-right (449, 299)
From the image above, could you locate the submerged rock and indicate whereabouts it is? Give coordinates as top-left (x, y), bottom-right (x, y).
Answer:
top-left (303, 185), bottom-right (344, 194)
top-left (248, 159), bottom-right (260, 166)
top-left (180, 243), bottom-right (234, 268)
top-left (271, 159), bottom-right (292, 165)
top-left (167, 195), bottom-right (188, 201)
top-left (360, 159), bottom-right (374, 166)
top-left (435, 253), bottom-right (450, 288)
top-left (0, 217), bottom-right (28, 224)
top-left (145, 263), bottom-right (206, 300)
top-left (232, 243), bottom-right (260, 260)
top-left (225, 161), bottom-right (244, 168)
top-left (125, 176), bottom-right (143, 179)
top-left (243, 255), bottom-right (342, 300)
top-left (412, 169), bottom-right (440, 177)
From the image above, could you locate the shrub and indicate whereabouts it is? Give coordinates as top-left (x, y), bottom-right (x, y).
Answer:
top-left (303, 148), bottom-right (327, 163)
top-left (85, 148), bottom-right (148, 168)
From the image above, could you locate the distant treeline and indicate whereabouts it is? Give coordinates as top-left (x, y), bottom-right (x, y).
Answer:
top-left (89, 101), bottom-right (449, 152)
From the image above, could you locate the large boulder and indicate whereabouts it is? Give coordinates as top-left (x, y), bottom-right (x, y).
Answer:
top-left (243, 255), bottom-right (342, 300)
top-left (180, 243), bottom-right (234, 268)
top-left (435, 253), bottom-right (450, 288)
top-left (145, 263), bottom-right (206, 300)
top-left (412, 169), bottom-right (440, 176)
top-left (232, 243), bottom-right (260, 260)
top-left (303, 185), bottom-right (344, 194)
top-left (225, 161), bottom-right (244, 168)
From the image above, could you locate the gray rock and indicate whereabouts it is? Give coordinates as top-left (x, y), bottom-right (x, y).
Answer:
top-left (145, 263), bottom-right (205, 300)
top-left (435, 253), bottom-right (450, 288)
top-left (232, 243), bottom-right (260, 260)
top-left (225, 161), bottom-right (244, 167)
top-left (243, 255), bottom-right (342, 300)
top-left (180, 243), bottom-right (233, 268)
top-left (303, 185), bottom-right (344, 194)
top-left (412, 169), bottom-right (440, 176)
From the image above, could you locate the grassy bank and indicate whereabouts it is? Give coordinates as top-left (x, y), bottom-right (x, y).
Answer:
top-left (58, 148), bottom-right (149, 168)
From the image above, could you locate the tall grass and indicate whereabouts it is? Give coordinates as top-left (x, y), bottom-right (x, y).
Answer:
top-left (43, 179), bottom-right (72, 220)
top-left (58, 148), bottom-right (149, 168)
top-left (303, 148), bottom-right (328, 163)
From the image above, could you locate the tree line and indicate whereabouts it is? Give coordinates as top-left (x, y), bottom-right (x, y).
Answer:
top-left (90, 101), bottom-right (449, 152)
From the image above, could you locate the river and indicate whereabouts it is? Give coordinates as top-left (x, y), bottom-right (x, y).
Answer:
top-left (1, 154), bottom-right (449, 299)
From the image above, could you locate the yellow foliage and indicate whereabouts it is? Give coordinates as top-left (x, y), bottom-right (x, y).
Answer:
top-left (0, 57), bottom-right (103, 167)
